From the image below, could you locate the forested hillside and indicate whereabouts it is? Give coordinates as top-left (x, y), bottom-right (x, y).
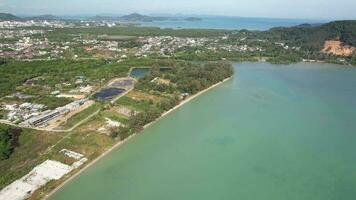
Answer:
top-left (268, 20), bottom-right (356, 50)
top-left (0, 13), bottom-right (22, 21)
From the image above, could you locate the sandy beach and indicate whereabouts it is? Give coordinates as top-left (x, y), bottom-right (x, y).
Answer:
top-left (44, 76), bottom-right (232, 199)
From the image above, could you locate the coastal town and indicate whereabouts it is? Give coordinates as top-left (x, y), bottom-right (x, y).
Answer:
top-left (1, 16), bottom-right (354, 65)
top-left (0, 18), bottom-right (304, 61)
top-left (1, 11), bottom-right (356, 200)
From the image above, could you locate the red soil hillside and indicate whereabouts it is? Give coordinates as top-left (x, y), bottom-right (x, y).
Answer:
top-left (322, 40), bottom-right (356, 56)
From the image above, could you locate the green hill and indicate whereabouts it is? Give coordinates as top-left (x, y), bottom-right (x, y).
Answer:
top-left (0, 13), bottom-right (22, 21)
top-left (269, 20), bottom-right (356, 50)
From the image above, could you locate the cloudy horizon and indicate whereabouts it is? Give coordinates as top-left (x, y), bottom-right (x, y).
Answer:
top-left (1, 0), bottom-right (356, 20)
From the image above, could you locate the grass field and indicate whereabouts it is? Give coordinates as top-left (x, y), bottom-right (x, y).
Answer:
top-left (115, 96), bottom-right (152, 111)
top-left (101, 110), bottom-right (129, 124)
top-left (60, 103), bottom-right (101, 130)
top-left (126, 90), bottom-right (164, 103)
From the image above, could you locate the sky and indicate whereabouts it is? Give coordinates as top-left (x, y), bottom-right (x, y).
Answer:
top-left (1, 0), bottom-right (356, 20)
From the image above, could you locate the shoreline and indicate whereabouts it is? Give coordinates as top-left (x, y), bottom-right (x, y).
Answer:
top-left (144, 77), bottom-right (232, 129)
top-left (44, 76), bottom-right (232, 199)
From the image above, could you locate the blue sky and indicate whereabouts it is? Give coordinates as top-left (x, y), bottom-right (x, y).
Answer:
top-left (1, 0), bottom-right (356, 19)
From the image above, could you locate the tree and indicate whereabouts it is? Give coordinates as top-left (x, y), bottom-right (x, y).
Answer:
top-left (0, 125), bottom-right (13, 160)
top-left (110, 126), bottom-right (131, 139)
top-left (0, 58), bottom-right (7, 65)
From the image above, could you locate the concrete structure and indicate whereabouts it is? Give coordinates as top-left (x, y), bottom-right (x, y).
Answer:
top-left (27, 110), bottom-right (63, 127)
top-left (0, 160), bottom-right (72, 200)
top-left (24, 99), bottom-right (90, 127)
top-left (0, 149), bottom-right (88, 200)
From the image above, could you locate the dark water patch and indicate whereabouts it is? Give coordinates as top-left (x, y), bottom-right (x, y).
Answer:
top-left (94, 88), bottom-right (126, 100)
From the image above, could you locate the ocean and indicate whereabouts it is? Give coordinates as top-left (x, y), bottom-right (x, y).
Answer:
top-left (138, 16), bottom-right (326, 30)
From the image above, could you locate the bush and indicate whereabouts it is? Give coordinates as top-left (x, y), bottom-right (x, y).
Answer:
top-left (0, 124), bottom-right (23, 160)
top-left (110, 126), bottom-right (131, 139)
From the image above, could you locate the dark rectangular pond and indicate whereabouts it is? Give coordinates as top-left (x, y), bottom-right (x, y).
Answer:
top-left (94, 88), bottom-right (126, 100)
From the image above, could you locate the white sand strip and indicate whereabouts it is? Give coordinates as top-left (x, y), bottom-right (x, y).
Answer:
top-left (0, 160), bottom-right (72, 200)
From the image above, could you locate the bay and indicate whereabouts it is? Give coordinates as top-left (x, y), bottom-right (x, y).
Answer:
top-left (139, 16), bottom-right (326, 30)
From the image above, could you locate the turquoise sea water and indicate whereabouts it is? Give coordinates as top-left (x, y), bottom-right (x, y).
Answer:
top-left (50, 62), bottom-right (356, 200)
top-left (139, 16), bottom-right (325, 30)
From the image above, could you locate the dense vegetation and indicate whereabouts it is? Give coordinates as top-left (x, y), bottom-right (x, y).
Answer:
top-left (135, 62), bottom-right (233, 94)
top-left (0, 59), bottom-right (205, 98)
top-left (0, 59), bottom-right (132, 97)
top-left (0, 58), bottom-right (160, 110)
top-left (33, 96), bottom-right (72, 110)
top-left (0, 125), bottom-right (21, 160)
top-left (169, 20), bottom-right (356, 64)
top-left (44, 26), bottom-right (231, 41)
top-left (268, 20), bottom-right (356, 50)
top-left (0, 58), bottom-right (7, 66)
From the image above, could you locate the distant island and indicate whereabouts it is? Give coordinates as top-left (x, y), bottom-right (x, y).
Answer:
top-left (0, 13), bottom-right (204, 23)
top-left (0, 13), bottom-right (178, 22)
top-left (0, 13), bottom-right (22, 21)
top-left (90, 13), bottom-right (171, 22)
top-left (119, 13), bottom-right (170, 22)
top-left (185, 17), bottom-right (202, 21)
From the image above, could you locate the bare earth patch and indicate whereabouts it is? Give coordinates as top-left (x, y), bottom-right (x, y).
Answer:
top-left (322, 40), bottom-right (356, 56)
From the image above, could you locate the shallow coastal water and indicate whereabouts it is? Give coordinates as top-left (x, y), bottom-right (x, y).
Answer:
top-left (50, 62), bottom-right (356, 200)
